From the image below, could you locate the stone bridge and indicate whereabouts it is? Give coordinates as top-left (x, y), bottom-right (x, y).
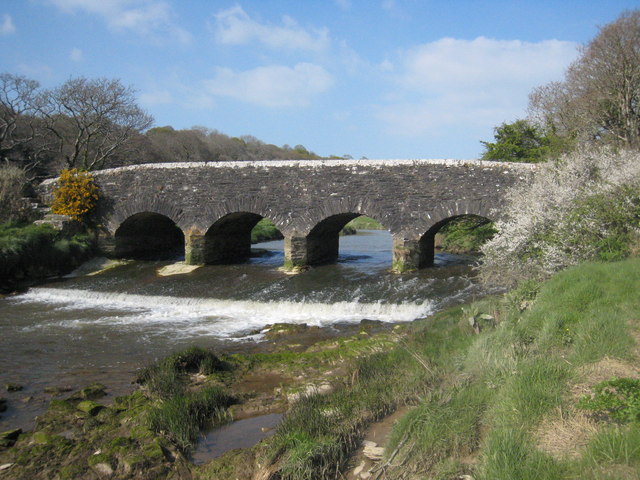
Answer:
top-left (45, 159), bottom-right (533, 271)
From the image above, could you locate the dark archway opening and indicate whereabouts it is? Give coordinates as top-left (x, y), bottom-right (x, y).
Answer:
top-left (420, 214), bottom-right (495, 267)
top-left (115, 212), bottom-right (185, 260)
top-left (204, 212), bottom-right (283, 264)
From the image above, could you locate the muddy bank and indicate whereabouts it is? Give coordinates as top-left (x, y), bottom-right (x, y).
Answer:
top-left (0, 323), bottom-right (404, 480)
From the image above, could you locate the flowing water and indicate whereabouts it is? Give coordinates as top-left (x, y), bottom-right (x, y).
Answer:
top-left (0, 230), bottom-right (486, 431)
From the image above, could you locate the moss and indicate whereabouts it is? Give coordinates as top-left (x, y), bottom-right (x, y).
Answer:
top-left (58, 464), bottom-right (86, 480)
top-left (69, 383), bottom-right (107, 401)
top-left (76, 400), bottom-right (105, 416)
top-left (142, 438), bottom-right (166, 463)
top-left (87, 452), bottom-right (114, 467)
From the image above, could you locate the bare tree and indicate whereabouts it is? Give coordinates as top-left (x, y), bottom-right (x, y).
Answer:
top-left (529, 10), bottom-right (640, 150)
top-left (0, 73), bottom-right (54, 177)
top-left (40, 77), bottom-right (153, 170)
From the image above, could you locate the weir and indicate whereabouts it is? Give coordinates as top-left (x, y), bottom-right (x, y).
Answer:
top-left (43, 158), bottom-right (533, 271)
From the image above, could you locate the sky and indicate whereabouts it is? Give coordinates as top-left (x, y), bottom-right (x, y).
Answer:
top-left (1, 1), bottom-right (638, 159)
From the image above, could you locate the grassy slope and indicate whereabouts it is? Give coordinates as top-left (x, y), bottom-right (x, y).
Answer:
top-left (261, 258), bottom-right (640, 479)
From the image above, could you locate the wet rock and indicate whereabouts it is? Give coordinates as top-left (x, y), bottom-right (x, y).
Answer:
top-left (73, 383), bottom-right (107, 400)
top-left (263, 323), bottom-right (309, 338)
top-left (0, 428), bottom-right (22, 447)
top-left (76, 400), bottom-right (105, 416)
top-left (362, 440), bottom-right (384, 460)
top-left (359, 319), bottom-right (383, 331)
top-left (44, 386), bottom-right (73, 395)
top-left (5, 383), bottom-right (23, 392)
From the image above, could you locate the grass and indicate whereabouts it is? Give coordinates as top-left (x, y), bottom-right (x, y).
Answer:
top-left (0, 221), bottom-right (94, 291)
top-left (138, 346), bottom-right (238, 452)
top-left (147, 386), bottom-right (235, 451)
top-left (260, 258), bottom-right (640, 479)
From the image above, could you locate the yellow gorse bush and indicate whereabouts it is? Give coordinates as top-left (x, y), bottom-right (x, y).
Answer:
top-left (51, 168), bottom-right (99, 223)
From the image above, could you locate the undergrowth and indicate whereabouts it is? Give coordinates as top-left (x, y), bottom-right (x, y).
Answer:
top-left (0, 222), bottom-right (94, 291)
top-left (263, 258), bottom-right (640, 479)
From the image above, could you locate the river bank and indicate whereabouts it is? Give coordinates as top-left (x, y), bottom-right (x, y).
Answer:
top-left (2, 257), bottom-right (639, 479)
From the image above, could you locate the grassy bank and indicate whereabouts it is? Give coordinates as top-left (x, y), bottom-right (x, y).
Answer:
top-left (0, 222), bottom-right (94, 292)
top-left (257, 258), bottom-right (640, 479)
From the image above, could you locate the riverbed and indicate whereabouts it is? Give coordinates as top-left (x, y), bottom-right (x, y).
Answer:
top-left (0, 230), bottom-right (486, 430)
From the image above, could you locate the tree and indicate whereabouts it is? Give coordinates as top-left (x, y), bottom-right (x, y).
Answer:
top-left (40, 77), bottom-right (153, 171)
top-left (480, 119), bottom-right (553, 163)
top-left (529, 10), bottom-right (640, 150)
top-left (0, 73), bottom-right (53, 177)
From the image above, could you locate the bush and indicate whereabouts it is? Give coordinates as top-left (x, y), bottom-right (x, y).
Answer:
top-left (480, 147), bottom-right (640, 287)
top-left (51, 168), bottom-right (99, 223)
top-left (0, 164), bottom-right (29, 223)
top-left (0, 222), bottom-right (94, 291)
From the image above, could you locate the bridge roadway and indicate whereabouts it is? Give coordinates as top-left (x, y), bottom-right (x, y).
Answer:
top-left (45, 158), bottom-right (533, 272)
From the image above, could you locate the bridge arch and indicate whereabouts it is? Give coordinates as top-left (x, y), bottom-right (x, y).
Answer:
top-left (114, 212), bottom-right (185, 260)
top-left (286, 211), bottom-right (391, 267)
top-left (396, 200), bottom-right (497, 270)
top-left (202, 211), bottom-right (284, 264)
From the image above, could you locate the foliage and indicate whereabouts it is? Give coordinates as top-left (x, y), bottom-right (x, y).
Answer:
top-left (0, 164), bottom-right (29, 223)
top-left (479, 147), bottom-right (640, 287)
top-left (529, 10), bottom-right (640, 150)
top-left (51, 168), bottom-right (99, 223)
top-left (438, 215), bottom-right (496, 253)
top-left (579, 378), bottom-right (640, 423)
top-left (250, 218), bottom-right (283, 243)
top-left (0, 222), bottom-right (94, 291)
top-left (480, 119), bottom-right (557, 163)
top-left (343, 215), bottom-right (384, 230)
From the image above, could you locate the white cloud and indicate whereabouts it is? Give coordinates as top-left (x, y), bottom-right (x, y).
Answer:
top-left (0, 14), bottom-right (16, 35)
top-left (213, 5), bottom-right (330, 52)
top-left (334, 0), bottom-right (351, 10)
top-left (204, 63), bottom-right (334, 107)
top-left (70, 47), bottom-right (83, 61)
top-left (139, 89), bottom-right (173, 106)
top-left (45, 0), bottom-right (191, 44)
top-left (378, 37), bottom-right (579, 136)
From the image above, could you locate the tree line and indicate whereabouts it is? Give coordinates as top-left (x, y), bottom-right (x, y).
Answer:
top-left (481, 10), bottom-right (640, 162)
top-left (0, 74), bottom-right (329, 183)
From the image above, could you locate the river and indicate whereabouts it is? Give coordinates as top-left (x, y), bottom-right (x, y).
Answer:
top-left (0, 230), bottom-right (486, 430)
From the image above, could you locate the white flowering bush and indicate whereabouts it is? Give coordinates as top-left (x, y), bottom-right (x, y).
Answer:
top-left (479, 147), bottom-right (640, 287)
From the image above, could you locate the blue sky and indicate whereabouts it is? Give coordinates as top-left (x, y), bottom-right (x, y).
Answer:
top-left (1, 1), bottom-right (637, 159)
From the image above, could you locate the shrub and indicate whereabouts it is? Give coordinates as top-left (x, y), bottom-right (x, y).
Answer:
top-left (0, 222), bottom-right (94, 291)
top-left (0, 164), bottom-right (29, 223)
top-left (51, 168), bottom-right (99, 223)
top-left (479, 147), bottom-right (640, 287)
